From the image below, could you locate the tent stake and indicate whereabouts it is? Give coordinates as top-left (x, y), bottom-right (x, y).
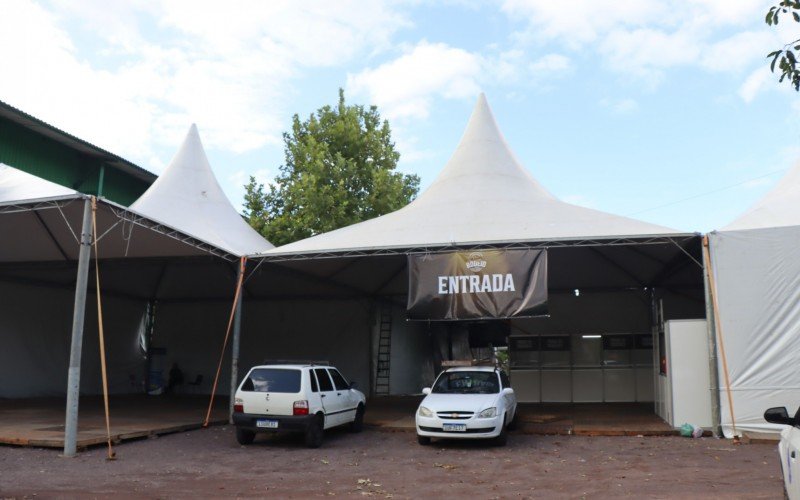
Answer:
top-left (63, 198), bottom-right (93, 457)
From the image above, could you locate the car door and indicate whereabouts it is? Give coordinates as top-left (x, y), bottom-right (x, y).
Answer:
top-left (313, 368), bottom-right (337, 429)
top-left (328, 368), bottom-right (358, 425)
top-left (786, 424), bottom-right (800, 499)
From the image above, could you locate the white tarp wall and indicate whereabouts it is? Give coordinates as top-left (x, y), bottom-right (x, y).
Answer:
top-left (153, 298), bottom-right (372, 396)
top-left (0, 281), bottom-right (147, 397)
top-left (710, 227), bottom-right (800, 437)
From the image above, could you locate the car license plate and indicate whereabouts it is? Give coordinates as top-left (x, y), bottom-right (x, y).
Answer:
top-left (442, 423), bottom-right (467, 432)
top-left (256, 419), bottom-right (278, 429)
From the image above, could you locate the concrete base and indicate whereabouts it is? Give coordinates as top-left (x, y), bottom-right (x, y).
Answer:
top-left (0, 395), bottom-right (228, 449)
top-left (364, 397), bottom-right (677, 436)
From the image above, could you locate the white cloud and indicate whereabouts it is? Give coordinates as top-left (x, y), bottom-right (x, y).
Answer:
top-left (0, 0), bottom-right (409, 170)
top-left (346, 41), bottom-right (484, 121)
top-left (739, 67), bottom-right (772, 102)
top-left (530, 53), bottom-right (571, 74)
top-left (599, 98), bottom-right (639, 114)
top-left (502, 0), bottom-right (777, 92)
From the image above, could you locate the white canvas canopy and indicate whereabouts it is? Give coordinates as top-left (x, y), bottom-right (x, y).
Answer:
top-left (0, 163), bottom-right (76, 202)
top-left (248, 95), bottom-right (705, 397)
top-left (264, 94), bottom-right (680, 258)
top-left (709, 160), bottom-right (800, 437)
top-left (132, 125), bottom-right (273, 257)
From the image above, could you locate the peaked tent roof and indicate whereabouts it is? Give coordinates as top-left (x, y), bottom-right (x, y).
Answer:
top-left (262, 94), bottom-right (681, 258)
top-left (0, 163), bottom-right (76, 202)
top-left (131, 125), bottom-right (273, 256)
top-left (722, 160), bottom-right (800, 231)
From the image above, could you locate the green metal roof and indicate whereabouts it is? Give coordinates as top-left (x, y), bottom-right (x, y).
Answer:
top-left (0, 100), bottom-right (156, 205)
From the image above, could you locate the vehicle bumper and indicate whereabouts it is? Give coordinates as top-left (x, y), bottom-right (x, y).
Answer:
top-left (233, 412), bottom-right (315, 433)
top-left (415, 414), bottom-right (502, 439)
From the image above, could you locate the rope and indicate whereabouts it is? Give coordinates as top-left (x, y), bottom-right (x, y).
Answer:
top-left (203, 256), bottom-right (247, 427)
top-left (91, 197), bottom-right (116, 460)
top-left (702, 235), bottom-right (739, 443)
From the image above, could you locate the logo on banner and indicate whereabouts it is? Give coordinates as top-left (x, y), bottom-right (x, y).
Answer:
top-left (465, 252), bottom-right (487, 273)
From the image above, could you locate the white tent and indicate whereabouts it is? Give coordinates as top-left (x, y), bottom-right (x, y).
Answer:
top-left (267, 94), bottom-right (679, 257)
top-left (709, 160), bottom-right (800, 438)
top-left (132, 125), bottom-right (273, 256)
top-left (0, 163), bottom-right (76, 202)
top-left (252, 94), bottom-right (705, 397)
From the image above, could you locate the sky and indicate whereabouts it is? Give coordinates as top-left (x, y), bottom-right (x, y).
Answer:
top-left (1, 0), bottom-right (798, 233)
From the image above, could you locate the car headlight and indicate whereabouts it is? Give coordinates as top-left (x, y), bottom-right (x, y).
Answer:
top-left (418, 406), bottom-right (433, 417)
top-left (478, 407), bottom-right (497, 418)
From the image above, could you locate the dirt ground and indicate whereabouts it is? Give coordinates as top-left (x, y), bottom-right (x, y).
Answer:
top-left (0, 426), bottom-right (783, 499)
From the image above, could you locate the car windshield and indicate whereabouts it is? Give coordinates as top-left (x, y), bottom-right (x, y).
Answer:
top-left (432, 371), bottom-right (499, 394)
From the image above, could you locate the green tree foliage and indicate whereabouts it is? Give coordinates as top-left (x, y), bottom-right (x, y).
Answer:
top-left (244, 89), bottom-right (420, 246)
top-left (766, 1), bottom-right (800, 90)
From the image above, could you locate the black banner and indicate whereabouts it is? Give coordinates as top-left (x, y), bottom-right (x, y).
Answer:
top-left (407, 249), bottom-right (548, 320)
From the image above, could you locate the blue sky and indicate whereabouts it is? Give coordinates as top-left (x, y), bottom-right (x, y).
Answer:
top-left (1, 0), bottom-right (798, 232)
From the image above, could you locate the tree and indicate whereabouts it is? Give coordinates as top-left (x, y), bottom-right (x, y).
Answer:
top-left (766, 1), bottom-right (800, 90)
top-left (244, 89), bottom-right (420, 246)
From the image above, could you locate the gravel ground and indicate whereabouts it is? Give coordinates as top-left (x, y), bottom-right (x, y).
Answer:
top-left (0, 426), bottom-right (783, 499)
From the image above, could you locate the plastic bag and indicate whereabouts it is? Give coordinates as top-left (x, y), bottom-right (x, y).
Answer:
top-left (692, 425), bottom-right (704, 438)
top-left (680, 423), bottom-right (694, 437)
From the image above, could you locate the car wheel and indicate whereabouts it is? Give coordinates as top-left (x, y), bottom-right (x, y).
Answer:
top-left (305, 414), bottom-right (324, 448)
top-left (236, 427), bottom-right (255, 445)
top-left (506, 410), bottom-right (518, 431)
top-left (350, 404), bottom-right (365, 433)
top-left (494, 417), bottom-right (508, 447)
top-left (417, 434), bottom-right (431, 446)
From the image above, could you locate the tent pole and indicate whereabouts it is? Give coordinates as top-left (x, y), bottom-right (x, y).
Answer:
top-left (702, 246), bottom-right (722, 437)
top-left (228, 259), bottom-right (245, 423)
top-left (63, 198), bottom-right (93, 457)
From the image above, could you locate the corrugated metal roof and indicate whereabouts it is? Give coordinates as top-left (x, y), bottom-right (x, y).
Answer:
top-left (0, 100), bottom-right (157, 185)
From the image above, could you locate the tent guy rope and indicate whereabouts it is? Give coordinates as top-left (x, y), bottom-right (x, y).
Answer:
top-left (91, 196), bottom-right (116, 460)
top-left (204, 256), bottom-right (247, 427)
top-left (702, 235), bottom-right (739, 443)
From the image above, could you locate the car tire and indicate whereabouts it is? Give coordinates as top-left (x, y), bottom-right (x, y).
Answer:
top-left (506, 410), bottom-right (518, 431)
top-left (350, 405), bottom-right (365, 433)
top-left (305, 414), bottom-right (324, 448)
top-left (417, 434), bottom-right (431, 446)
top-left (494, 417), bottom-right (508, 447)
top-left (236, 427), bottom-right (255, 445)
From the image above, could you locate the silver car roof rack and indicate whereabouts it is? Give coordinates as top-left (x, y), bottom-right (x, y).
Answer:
top-left (261, 359), bottom-right (330, 366)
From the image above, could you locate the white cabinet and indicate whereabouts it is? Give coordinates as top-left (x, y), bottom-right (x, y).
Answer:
top-left (655, 319), bottom-right (712, 428)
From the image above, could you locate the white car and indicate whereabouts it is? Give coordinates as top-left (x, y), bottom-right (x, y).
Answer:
top-left (765, 406), bottom-right (800, 499)
top-left (233, 363), bottom-right (366, 448)
top-left (415, 366), bottom-right (517, 446)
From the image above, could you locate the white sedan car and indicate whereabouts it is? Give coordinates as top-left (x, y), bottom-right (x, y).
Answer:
top-left (764, 406), bottom-right (800, 499)
top-left (416, 366), bottom-right (517, 446)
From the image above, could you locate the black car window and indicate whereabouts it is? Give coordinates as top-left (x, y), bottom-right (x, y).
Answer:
top-left (314, 368), bottom-right (334, 392)
top-left (241, 368), bottom-right (300, 393)
top-left (500, 371), bottom-right (510, 389)
top-left (309, 369), bottom-right (319, 393)
top-left (328, 369), bottom-right (349, 391)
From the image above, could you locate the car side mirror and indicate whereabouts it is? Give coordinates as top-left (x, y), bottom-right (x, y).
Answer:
top-left (764, 406), bottom-right (794, 425)
top-left (502, 387), bottom-right (514, 395)
top-left (422, 387), bottom-right (431, 395)
top-left (349, 381), bottom-right (358, 389)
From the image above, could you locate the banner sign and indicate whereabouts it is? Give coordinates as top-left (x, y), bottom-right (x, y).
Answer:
top-left (407, 249), bottom-right (548, 320)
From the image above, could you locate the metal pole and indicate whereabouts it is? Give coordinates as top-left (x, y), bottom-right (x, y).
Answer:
top-left (703, 238), bottom-right (723, 437)
top-left (228, 262), bottom-right (244, 423)
top-left (63, 198), bottom-right (93, 457)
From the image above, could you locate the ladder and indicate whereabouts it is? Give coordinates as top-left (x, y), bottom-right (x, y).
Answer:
top-left (375, 305), bottom-right (392, 396)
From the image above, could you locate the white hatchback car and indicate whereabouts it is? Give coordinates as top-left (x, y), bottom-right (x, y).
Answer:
top-left (764, 406), bottom-right (800, 499)
top-left (233, 363), bottom-right (366, 448)
top-left (415, 366), bottom-right (517, 446)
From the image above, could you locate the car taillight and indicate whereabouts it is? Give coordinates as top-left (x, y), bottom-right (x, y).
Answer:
top-left (293, 400), bottom-right (309, 416)
top-left (234, 398), bottom-right (243, 413)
